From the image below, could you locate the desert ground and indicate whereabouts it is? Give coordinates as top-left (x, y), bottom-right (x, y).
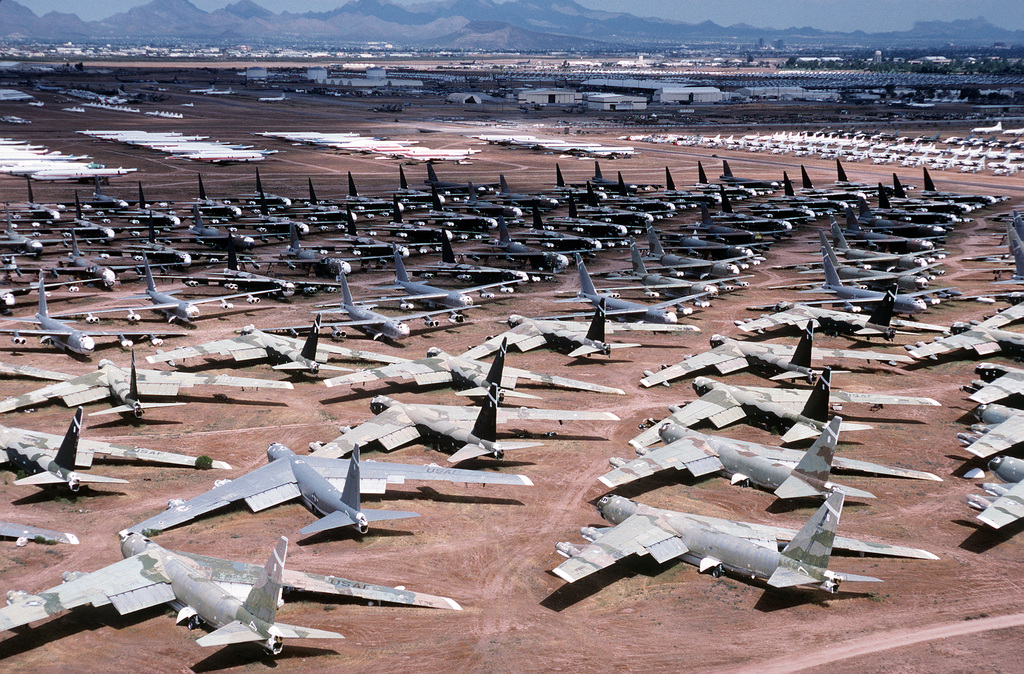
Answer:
top-left (1, 69), bottom-right (1023, 673)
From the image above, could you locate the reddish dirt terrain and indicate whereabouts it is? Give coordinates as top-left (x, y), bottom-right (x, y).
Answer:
top-left (1, 76), bottom-right (1023, 672)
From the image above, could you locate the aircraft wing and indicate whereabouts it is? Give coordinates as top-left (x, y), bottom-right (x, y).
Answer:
top-left (280, 570), bottom-right (461, 610)
top-left (553, 512), bottom-right (680, 583)
top-left (0, 550), bottom-right (174, 632)
top-left (734, 442), bottom-right (941, 481)
top-left (0, 521), bottom-right (78, 545)
top-left (322, 358), bottom-right (447, 388)
top-left (0, 361), bottom-right (75, 382)
top-left (678, 512), bottom-right (938, 559)
top-left (387, 403), bottom-right (618, 424)
top-left (827, 390), bottom-right (940, 406)
top-left (126, 461), bottom-right (296, 534)
top-left (0, 371), bottom-right (106, 413)
top-left (809, 346), bottom-right (913, 363)
top-left (1, 425), bottom-right (230, 470)
top-left (460, 324), bottom-right (541, 360)
top-left (976, 481), bottom-right (1024, 529)
top-left (639, 345), bottom-right (747, 387)
top-left (311, 407), bottom-right (417, 458)
top-left (735, 306), bottom-right (817, 333)
top-left (146, 334), bottom-right (270, 364)
top-left (136, 369), bottom-right (293, 392)
top-left (627, 390), bottom-right (742, 448)
top-left (978, 302), bottom-right (1024, 330)
top-left (302, 455), bottom-right (533, 491)
top-left (906, 329), bottom-right (1001, 360)
top-left (968, 375), bottom-right (1024, 404)
top-left (501, 364), bottom-right (626, 395)
top-left (599, 438), bottom-right (724, 488)
top-left (964, 414), bottom-right (1024, 459)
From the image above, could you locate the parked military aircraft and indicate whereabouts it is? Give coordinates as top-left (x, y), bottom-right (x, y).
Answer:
top-left (126, 442), bottom-right (530, 536)
top-left (380, 247), bottom-right (513, 311)
top-left (640, 323), bottom-right (910, 388)
top-left (806, 250), bottom-right (933, 315)
top-left (553, 492), bottom-right (936, 591)
top-left (2, 407), bottom-right (126, 491)
top-left (0, 521), bottom-right (78, 545)
top-left (718, 159), bottom-right (779, 191)
top-left (335, 367), bottom-right (616, 455)
top-left (0, 274), bottom-right (180, 354)
top-left (966, 455), bottom-right (1024, 529)
top-left (562, 254), bottom-right (697, 325)
top-left (630, 368), bottom-right (938, 445)
top-left (603, 416), bottom-right (939, 492)
top-left (905, 302), bottom-right (1024, 360)
top-left (957, 403), bottom-right (1024, 459)
top-left (0, 349), bottom-right (292, 417)
top-left (0, 533), bottom-right (459, 655)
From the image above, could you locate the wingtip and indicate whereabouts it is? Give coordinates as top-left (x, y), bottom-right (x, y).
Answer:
top-left (65, 533), bottom-right (80, 545)
top-left (444, 597), bottom-right (463, 611)
top-left (211, 460), bottom-right (232, 470)
top-left (518, 475), bottom-right (535, 486)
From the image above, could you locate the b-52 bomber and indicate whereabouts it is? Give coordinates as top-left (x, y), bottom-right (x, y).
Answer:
top-left (552, 492), bottom-right (936, 592)
top-left (461, 299), bottom-right (640, 360)
top-left (126, 442), bottom-right (531, 537)
top-left (322, 337), bottom-right (625, 396)
top-left (416, 231), bottom-right (531, 284)
top-left (0, 274), bottom-right (182, 355)
top-left (630, 367), bottom-right (938, 445)
top-left (966, 455), bottom-right (1024, 529)
top-left (603, 416), bottom-right (939, 496)
top-left (146, 313), bottom-right (400, 374)
top-left (905, 302), bottom-right (1024, 361)
top-left (380, 247), bottom-right (515, 311)
top-left (640, 323), bottom-right (911, 388)
top-left (736, 290), bottom-right (946, 341)
top-left (311, 382), bottom-right (618, 463)
top-left (0, 349), bottom-right (292, 417)
top-left (0, 533), bottom-right (459, 655)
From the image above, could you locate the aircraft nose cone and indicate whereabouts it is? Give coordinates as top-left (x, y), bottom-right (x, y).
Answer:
top-left (80, 335), bottom-right (96, 353)
top-left (663, 311), bottom-right (678, 324)
top-left (397, 323), bottom-right (410, 337)
top-left (180, 253), bottom-right (192, 267)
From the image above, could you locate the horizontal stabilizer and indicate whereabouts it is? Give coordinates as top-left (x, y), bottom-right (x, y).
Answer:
top-left (362, 509), bottom-right (420, 523)
top-left (449, 441), bottom-right (542, 463)
top-left (831, 572), bottom-right (883, 584)
top-left (89, 402), bottom-right (186, 417)
top-left (773, 476), bottom-right (826, 500)
top-left (195, 621), bottom-right (264, 647)
top-left (269, 622), bottom-right (346, 641)
top-left (455, 386), bottom-right (541, 400)
top-left (299, 510), bottom-right (355, 535)
top-left (15, 472), bottom-right (128, 486)
top-left (767, 566), bottom-right (818, 589)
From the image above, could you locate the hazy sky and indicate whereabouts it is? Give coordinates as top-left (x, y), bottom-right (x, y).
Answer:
top-left (22, 0), bottom-right (1024, 33)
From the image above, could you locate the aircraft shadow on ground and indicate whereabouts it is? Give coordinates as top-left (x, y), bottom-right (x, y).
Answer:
top-left (191, 643), bottom-right (338, 673)
top-left (1, 604), bottom-right (161, 659)
top-left (753, 585), bottom-right (874, 612)
top-left (296, 525), bottom-right (416, 546)
top-left (12, 487), bottom-right (126, 505)
top-left (540, 557), bottom-right (662, 612)
top-left (957, 517), bottom-right (1024, 553)
top-left (764, 497), bottom-right (873, 515)
top-left (89, 416), bottom-right (183, 429)
top-left (393, 485), bottom-right (526, 507)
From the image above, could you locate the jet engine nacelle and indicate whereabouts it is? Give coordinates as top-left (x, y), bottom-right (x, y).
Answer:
top-left (263, 636), bottom-right (284, 655)
top-left (480, 290), bottom-right (494, 299)
top-left (449, 313), bottom-right (465, 324)
top-left (400, 302), bottom-right (415, 311)
top-left (85, 314), bottom-right (100, 324)
top-left (167, 498), bottom-right (186, 509)
top-left (185, 280), bottom-right (200, 287)
top-left (580, 526), bottom-right (601, 542)
top-left (246, 295), bottom-right (260, 304)
top-left (150, 336), bottom-right (163, 346)
top-left (126, 311), bottom-right (141, 323)
top-left (220, 299), bottom-right (234, 309)
top-left (499, 285), bottom-right (514, 293)
top-left (424, 318), bottom-right (440, 328)
top-left (224, 283), bottom-right (239, 291)
top-left (120, 338), bottom-right (134, 349)
top-left (11, 334), bottom-right (26, 345)
top-left (331, 328), bottom-right (346, 339)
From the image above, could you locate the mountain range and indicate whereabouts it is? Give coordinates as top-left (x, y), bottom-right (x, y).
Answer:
top-left (1, 0), bottom-right (1021, 49)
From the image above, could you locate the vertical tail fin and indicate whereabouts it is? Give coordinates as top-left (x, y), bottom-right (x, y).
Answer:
top-left (664, 167), bottom-right (676, 192)
top-left (790, 417), bottom-right (841, 488)
top-left (498, 217), bottom-right (512, 244)
top-left (288, 222), bottom-right (300, 252)
top-left (791, 322), bottom-right (814, 369)
top-left (499, 174), bottom-right (510, 195)
top-left (347, 172), bottom-right (358, 198)
top-left (779, 490), bottom-right (844, 571)
top-left (877, 183), bottom-right (890, 209)
top-left (391, 196), bottom-right (402, 224)
top-left (1009, 225), bottom-right (1024, 278)
top-left (255, 167), bottom-right (263, 194)
top-left (844, 205), bottom-right (861, 232)
top-left (142, 255), bottom-right (156, 292)
top-left (4, 203), bottom-right (11, 233)
top-left (576, 253), bottom-right (597, 296)
top-left (308, 178), bottom-right (317, 204)
top-left (646, 224), bottom-right (665, 257)
top-left (301, 314), bottom-right (321, 361)
top-left (340, 445), bottom-right (362, 511)
top-left (147, 212), bottom-right (156, 244)
top-left (819, 231), bottom-right (840, 267)
top-left (399, 165), bottom-right (408, 190)
top-left (197, 173), bottom-right (207, 200)
top-left (867, 290), bottom-right (896, 329)
top-left (345, 207), bottom-right (357, 236)
top-left (93, 176), bottom-right (102, 198)
top-left (700, 202), bottom-right (713, 227)
top-left (718, 185), bottom-right (733, 214)
top-left (440, 230), bottom-right (457, 264)
top-left (226, 235), bottom-right (239, 271)
top-left (629, 243), bottom-right (648, 275)
top-left (892, 173), bottom-right (906, 198)
top-left (923, 166), bottom-right (936, 192)
top-left (697, 161), bottom-right (708, 185)
top-left (70, 229), bottom-right (81, 258)
top-left (393, 246), bottom-right (409, 282)
top-left (36, 271), bottom-right (48, 317)
top-left (484, 338), bottom-right (507, 387)
top-left (54, 407), bottom-right (84, 471)
top-left (191, 204), bottom-right (203, 232)
top-left (568, 194), bottom-right (579, 219)
top-left (593, 160), bottom-right (603, 180)
top-left (470, 383), bottom-right (500, 442)
top-left (129, 349), bottom-right (139, 401)
top-left (431, 186), bottom-right (443, 210)
top-left (137, 181), bottom-right (146, 210)
top-left (25, 176), bottom-right (34, 204)
top-left (835, 159), bottom-right (849, 183)
top-left (74, 191), bottom-right (82, 221)
top-left (258, 189), bottom-right (269, 217)
top-left (338, 272), bottom-right (354, 307)
top-left (586, 298), bottom-right (606, 343)
top-left (821, 247), bottom-right (842, 288)
top-left (242, 536), bottom-right (287, 625)
top-left (857, 195), bottom-right (871, 218)
top-left (426, 163), bottom-right (439, 185)
top-left (800, 366), bottom-right (832, 421)
top-left (617, 172), bottom-right (628, 197)
top-left (465, 182), bottom-right (476, 204)
top-left (555, 164), bottom-right (565, 188)
top-left (585, 182), bottom-right (598, 207)
top-left (531, 205), bottom-right (542, 230)
top-left (829, 217), bottom-right (849, 250)
top-left (721, 159), bottom-right (733, 178)
top-left (783, 171), bottom-right (795, 197)
top-left (800, 165), bottom-right (813, 190)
